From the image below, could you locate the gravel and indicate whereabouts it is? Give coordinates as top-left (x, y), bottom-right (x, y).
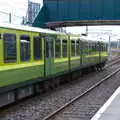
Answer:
top-left (0, 61), bottom-right (119, 120)
top-left (52, 71), bottom-right (120, 120)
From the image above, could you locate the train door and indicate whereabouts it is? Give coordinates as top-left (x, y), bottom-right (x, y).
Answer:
top-left (44, 35), bottom-right (54, 76)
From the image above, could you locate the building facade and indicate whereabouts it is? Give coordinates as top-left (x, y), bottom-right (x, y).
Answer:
top-left (25, 0), bottom-right (40, 25)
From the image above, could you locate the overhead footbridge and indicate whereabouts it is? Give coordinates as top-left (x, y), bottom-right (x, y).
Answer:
top-left (32, 0), bottom-right (120, 28)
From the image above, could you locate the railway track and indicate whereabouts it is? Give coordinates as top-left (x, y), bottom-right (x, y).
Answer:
top-left (105, 56), bottom-right (120, 68)
top-left (49, 70), bottom-right (120, 120)
top-left (1, 57), bottom-right (120, 120)
top-left (43, 62), bottom-right (120, 120)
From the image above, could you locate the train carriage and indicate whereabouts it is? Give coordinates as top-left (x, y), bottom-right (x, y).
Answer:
top-left (0, 24), bottom-right (45, 87)
top-left (0, 23), bottom-right (108, 107)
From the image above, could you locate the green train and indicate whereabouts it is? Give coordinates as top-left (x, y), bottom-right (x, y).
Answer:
top-left (0, 23), bottom-right (108, 107)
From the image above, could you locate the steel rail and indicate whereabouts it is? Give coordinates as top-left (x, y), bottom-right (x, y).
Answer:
top-left (105, 57), bottom-right (120, 68)
top-left (43, 66), bottom-right (120, 120)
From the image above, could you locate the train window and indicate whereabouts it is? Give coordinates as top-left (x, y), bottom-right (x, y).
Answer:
top-left (0, 33), bottom-right (2, 39)
top-left (62, 40), bottom-right (67, 57)
top-left (3, 34), bottom-right (16, 63)
top-left (96, 43), bottom-right (99, 52)
top-left (83, 42), bottom-right (88, 54)
top-left (91, 43), bottom-right (95, 52)
top-left (88, 42), bottom-right (91, 53)
top-left (105, 43), bottom-right (108, 51)
top-left (20, 35), bottom-right (30, 61)
top-left (101, 43), bottom-right (103, 51)
top-left (76, 40), bottom-right (80, 56)
top-left (92, 43), bottom-right (97, 52)
top-left (71, 40), bottom-right (75, 56)
top-left (45, 37), bottom-right (49, 58)
top-left (50, 38), bottom-right (54, 57)
top-left (50, 36), bottom-right (54, 57)
top-left (45, 36), bottom-right (54, 58)
top-left (55, 39), bottom-right (61, 58)
top-left (102, 43), bottom-right (106, 52)
top-left (88, 42), bottom-right (92, 54)
top-left (33, 36), bottom-right (42, 60)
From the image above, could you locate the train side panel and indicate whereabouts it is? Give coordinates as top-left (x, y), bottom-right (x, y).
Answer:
top-left (70, 38), bottom-right (81, 70)
top-left (81, 41), bottom-right (102, 68)
top-left (0, 27), bottom-right (44, 87)
top-left (54, 35), bottom-right (69, 75)
top-left (100, 42), bottom-right (108, 62)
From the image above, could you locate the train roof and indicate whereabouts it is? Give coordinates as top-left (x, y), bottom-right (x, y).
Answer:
top-left (0, 23), bottom-right (66, 35)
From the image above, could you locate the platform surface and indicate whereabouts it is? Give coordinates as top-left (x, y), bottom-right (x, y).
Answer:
top-left (91, 87), bottom-right (120, 120)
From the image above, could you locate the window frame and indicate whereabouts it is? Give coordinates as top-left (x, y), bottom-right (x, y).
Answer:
top-left (33, 36), bottom-right (42, 60)
top-left (62, 39), bottom-right (67, 58)
top-left (55, 38), bottom-right (61, 58)
top-left (71, 40), bottom-right (75, 56)
top-left (76, 40), bottom-right (80, 56)
top-left (20, 35), bottom-right (31, 62)
top-left (3, 33), bottom-right (17, 63)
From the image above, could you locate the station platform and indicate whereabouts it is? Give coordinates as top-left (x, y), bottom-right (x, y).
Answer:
top-left (91, 87), bottom-right (120, 120)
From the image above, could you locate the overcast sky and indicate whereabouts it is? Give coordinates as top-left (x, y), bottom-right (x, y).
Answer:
top-left (66, 26), bottom-right (120, 41)
top-left (0, 0), bottom-right (43, 16)
top-left (0, 0), bottom-right (120, 42)
top-left (0, 0), bottom-right (43, 24)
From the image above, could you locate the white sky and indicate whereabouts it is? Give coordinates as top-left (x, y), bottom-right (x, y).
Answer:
top-left (0, 0), bottom-right (43, 16)
top-left (66, 26), bottom-right (120, 41)
top-left (0, 0), bottom-right (43, 24)
top-left (0, 0), bottom-right (120, 42)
